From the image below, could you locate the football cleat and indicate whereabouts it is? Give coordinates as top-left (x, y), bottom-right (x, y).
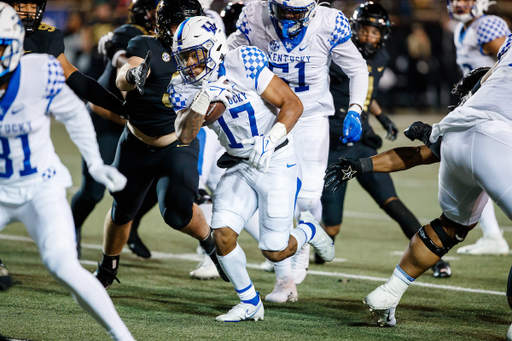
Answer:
top-left (431, 260), bottom-right (452, 278)
top-left (190, 254), bottom-right (220, 280)
top-left (299, 211), bottom-right (335, 262)
top-left (291, 244), bottom-right (309, 284)
top-left (215, 294), bottom-right (264, 322)
top-left (363, 284), bottom-right (401, 327)
top-left (314, 251), bottom-right (326, 265)
top-left (0, 259), bottom-right (13, 291)
top-left (265, 277), bottom-right (298, 303)
top-left (127, 235), bottom-right (152, 259)
top-left (456, 235), bottom-right (509, 255)
top-left (93, 263), bottom-right (120, 289)
top-left (260, 259), bottom-right (275, 272)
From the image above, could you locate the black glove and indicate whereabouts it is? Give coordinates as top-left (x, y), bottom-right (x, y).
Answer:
top-left (403, 121), bottom-right (441, 158)
top-left (376, 113), bottom-right (398, 141)
top-left (324, 157), bottom-right (373, 193)
top-left (126, 50), bottom-right (152, 95)
top-left (449, 66), bottom-right (490, 111)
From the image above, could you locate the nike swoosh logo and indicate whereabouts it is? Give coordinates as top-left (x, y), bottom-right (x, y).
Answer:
top-left (11, 108), bottom-right (22, 115)
top-left (177, 144), bottom-right (189, 147)
top-left (299, 46), bottom-right (308, 51)
top-left (286, 163), bottom-right (296, 168)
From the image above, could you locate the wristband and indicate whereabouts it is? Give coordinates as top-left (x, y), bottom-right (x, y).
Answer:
top-left (348, 104), bottom-right (362, 115)
top-left (360, 157), bottom-right (373, 173)
top-left (125, 68), bottom-right (136, 85)
top-left (190, 90), bottom-right (210, 116)
top-left (268, 122), bottom-right (287, 143)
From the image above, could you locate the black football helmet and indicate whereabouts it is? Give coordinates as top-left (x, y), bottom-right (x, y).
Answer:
top-left (6, 0), bottom-right (47, 35)
top-left (128, 0), bottom-right (158, 33)
top-left (154, 0), bottom-right (204, 47)
top-left (220, 2), bottom-right (245, 37)
top-left (350, 1), bottom-right (391, 59)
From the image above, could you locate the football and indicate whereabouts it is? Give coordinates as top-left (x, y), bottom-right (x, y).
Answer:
top-left (203, 101), bottom-right (226, 126)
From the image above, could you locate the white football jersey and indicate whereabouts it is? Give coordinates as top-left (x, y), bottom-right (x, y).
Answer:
top-left (0, 54), bottom-right (103, 203)
top-left (454, 15), bottom-right (510, 75)
top-left (227, 1), bottom-right (368, 118)
top-left (169, 46), bottom-right (282, 158)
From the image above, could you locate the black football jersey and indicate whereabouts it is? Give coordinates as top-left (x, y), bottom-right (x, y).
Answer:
top-left (24, 22), bottom-right (65, 58)
top-left (97, 24), bottom-right (148, 99)
top-left (329, 48), bottom-right (390, 136)
top-left (125, 35), bottom-right (176, 137)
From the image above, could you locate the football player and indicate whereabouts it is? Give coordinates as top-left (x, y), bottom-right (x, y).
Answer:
top-left (72, 0), bottom-right (158, 260)
top-left (92, 0), bottom-right (231, 289)
top-left (227, 0), bottom-right (368, 300)
top-left (319, 2), bottom-right (451, 278)
top-left (221, 2), bottom-right (245, 37)
top-left (325, 36), bottom-right (512, 334)
top-left (169, 16), bottom-right (335, 321)
top-left (447, 0), bottom-right (510, 255)
top-left (0, 4), bottom-right (133, 339)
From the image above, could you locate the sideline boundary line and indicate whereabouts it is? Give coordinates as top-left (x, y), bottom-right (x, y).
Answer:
top-left (0, 233), bottom-right (505, 296)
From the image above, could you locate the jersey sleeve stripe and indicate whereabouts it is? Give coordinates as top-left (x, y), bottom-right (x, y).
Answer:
top-left (44, 55), bottom-right (65, 99)
top-left (328, 12), bottom-right (352, 51)
top-left (240, 46), bottom-right (269, 90)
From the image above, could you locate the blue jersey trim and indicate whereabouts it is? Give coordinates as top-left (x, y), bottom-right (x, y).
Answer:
top-left (294, 177), bottom-right (302, 212)
top-left (236, 282), bottom-right (253, 294)
top-left (0, 65), bottom-right (21, 122)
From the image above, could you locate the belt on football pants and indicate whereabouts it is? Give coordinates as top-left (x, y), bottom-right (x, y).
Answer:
top-left (217, 138), bottom-right (289, 169)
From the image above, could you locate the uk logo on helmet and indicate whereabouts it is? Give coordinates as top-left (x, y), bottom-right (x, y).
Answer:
top-left (202, 21), bottom-right (217, 33)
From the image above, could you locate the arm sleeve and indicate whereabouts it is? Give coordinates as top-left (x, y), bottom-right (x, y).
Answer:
top-left (331, 40), bottom-right (369, 108)
top-left (66, 70), bottom-right (124, 115)
top-left (49, 84), bottom-right (104, 169)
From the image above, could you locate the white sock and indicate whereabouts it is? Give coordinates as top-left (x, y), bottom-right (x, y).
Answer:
top-left (384, 266), bottom-right (413, 299)
top-left (42, 252), bottom-right (133, 340)
top-left (273, 258), bottom-right (293, 280)
top-left (290, 222), bottom-right (315, 253)
top-left (480, 201), bottom-right (502, 238)
top-left (244, 212), bottom-right (260, 242)
top-left (217, 244), bottom-right (257, 302)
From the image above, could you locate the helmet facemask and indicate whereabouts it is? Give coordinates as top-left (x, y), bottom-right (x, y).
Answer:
top-left (447, 0), bottom-right (496, 23)
top-left (269, 0), bottom-right (315, 41)
top-left (9, 0), bottom-right (46, 35)
top-left (173, 41), bottom-right (216, 84)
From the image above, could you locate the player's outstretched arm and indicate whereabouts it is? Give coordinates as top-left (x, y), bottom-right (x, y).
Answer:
top-left (57, 53), bottom-right (125, 116)
top-left (116, 55), bottom-right (151, 92)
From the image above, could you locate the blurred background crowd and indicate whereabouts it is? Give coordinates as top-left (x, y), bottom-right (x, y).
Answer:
top-left (42, 0), bottom-right (512, 113)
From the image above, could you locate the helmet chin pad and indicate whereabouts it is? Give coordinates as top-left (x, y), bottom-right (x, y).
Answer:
top-left (453, 12), bottom-right (473, 23)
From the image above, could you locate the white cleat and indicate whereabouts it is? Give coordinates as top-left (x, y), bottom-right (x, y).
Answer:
top-left (291, 244), bottom-right (309, 284)
top-left (215, 297), bottom-right (264, 322)
top-left (265, 277), bottom-right (298, 303)
top-left (363, 285), bottom-right (401, 327)
top-left (260, 259), bottom-right (275, 272)
top-left (507, 323), bottom-right (512, 341)
top-left (190, 254), bottom-right (220, 280)
top-left (457, 235), bottom-right (509, 255)
top-left (299, 211), bottom-right (335, 262)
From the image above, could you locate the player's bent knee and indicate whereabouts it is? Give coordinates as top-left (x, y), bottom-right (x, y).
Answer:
top-left (213, 228), bottom-right (237, 255)
top-left (261, 250), bottom-right (287, 263)
top-left (163, 209), bottom-right (193, 230)
top-left (417, 217), bottom-right (469, 257)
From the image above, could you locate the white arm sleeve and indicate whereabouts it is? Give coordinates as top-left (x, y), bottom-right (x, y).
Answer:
top-left (227, 29), bottom-right (250, 50)
top-left (49, 84), bottom-right (104, 169)
top-left (331, 40), bottom-right (369, 108)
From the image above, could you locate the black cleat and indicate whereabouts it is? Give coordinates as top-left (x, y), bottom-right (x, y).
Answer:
top-left (127, 235), bottom-right (151, 259)
top-left (432, 260), bottom-right (452, 278)
top-left (0, 259), bottom-right (13, 291)
top-left (93, 263), bottom-right (120, 289)
top-left (314, 251), bottom-right (326, 265)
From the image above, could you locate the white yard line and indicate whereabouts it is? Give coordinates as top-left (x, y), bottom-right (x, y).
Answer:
top-left (1, 233), bottom-right (505, 296)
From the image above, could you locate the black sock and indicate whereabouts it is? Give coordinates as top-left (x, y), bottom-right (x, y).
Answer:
top-left (100, 254), bottom-right (120, 271)
top-left (199, 230), bottom-right (215, 256)
top-left (383, 199), bottom-right (421, 240)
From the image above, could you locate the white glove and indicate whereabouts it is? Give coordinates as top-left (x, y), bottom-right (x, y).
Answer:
top-left (89, 164), bottom-right (127, 193)
top-left (241, 134), bottom-right (277, 173)
top-left (203, 76), bottom-right (233, 107)
top-left (97, 31), bottom-right (114, 55)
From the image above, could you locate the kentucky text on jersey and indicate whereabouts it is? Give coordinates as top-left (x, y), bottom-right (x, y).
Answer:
top-left (228, 92), bottom-right (248, 105)
top-left (0, 121), bottom-right (32, 135)
top-left (268, 51), bottom-right (312, 63)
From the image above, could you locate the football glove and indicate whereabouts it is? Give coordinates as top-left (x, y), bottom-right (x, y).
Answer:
top-left (89, 164), bottom-right (127, 193)
top-left (404, 121), bottom-right (441, 158)
top-left (203, 76), bottom-right (233, 107)
top-left (342, 110), bottom-right (362, 143)
top-left (97, 31), bottom-right (114, 56)
top-left (376, 113), bottom-right (398, 141)
top-left (324, 157), bottom-right (373, 193)
top-left (126, 50), bottom-right (152, 95)
top-left (242, 134), bottom-right (277, 173)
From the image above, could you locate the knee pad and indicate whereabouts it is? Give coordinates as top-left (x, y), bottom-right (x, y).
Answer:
top-left (417, 218), bottom-right (469, 257)
top-left (164, 208), bottom-right (193, 230)
top-left (111, 203), bottom-right (134, 226)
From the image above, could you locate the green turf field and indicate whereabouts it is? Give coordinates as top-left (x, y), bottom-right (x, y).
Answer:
top-left (1, 114), bottom-right (511, 340)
